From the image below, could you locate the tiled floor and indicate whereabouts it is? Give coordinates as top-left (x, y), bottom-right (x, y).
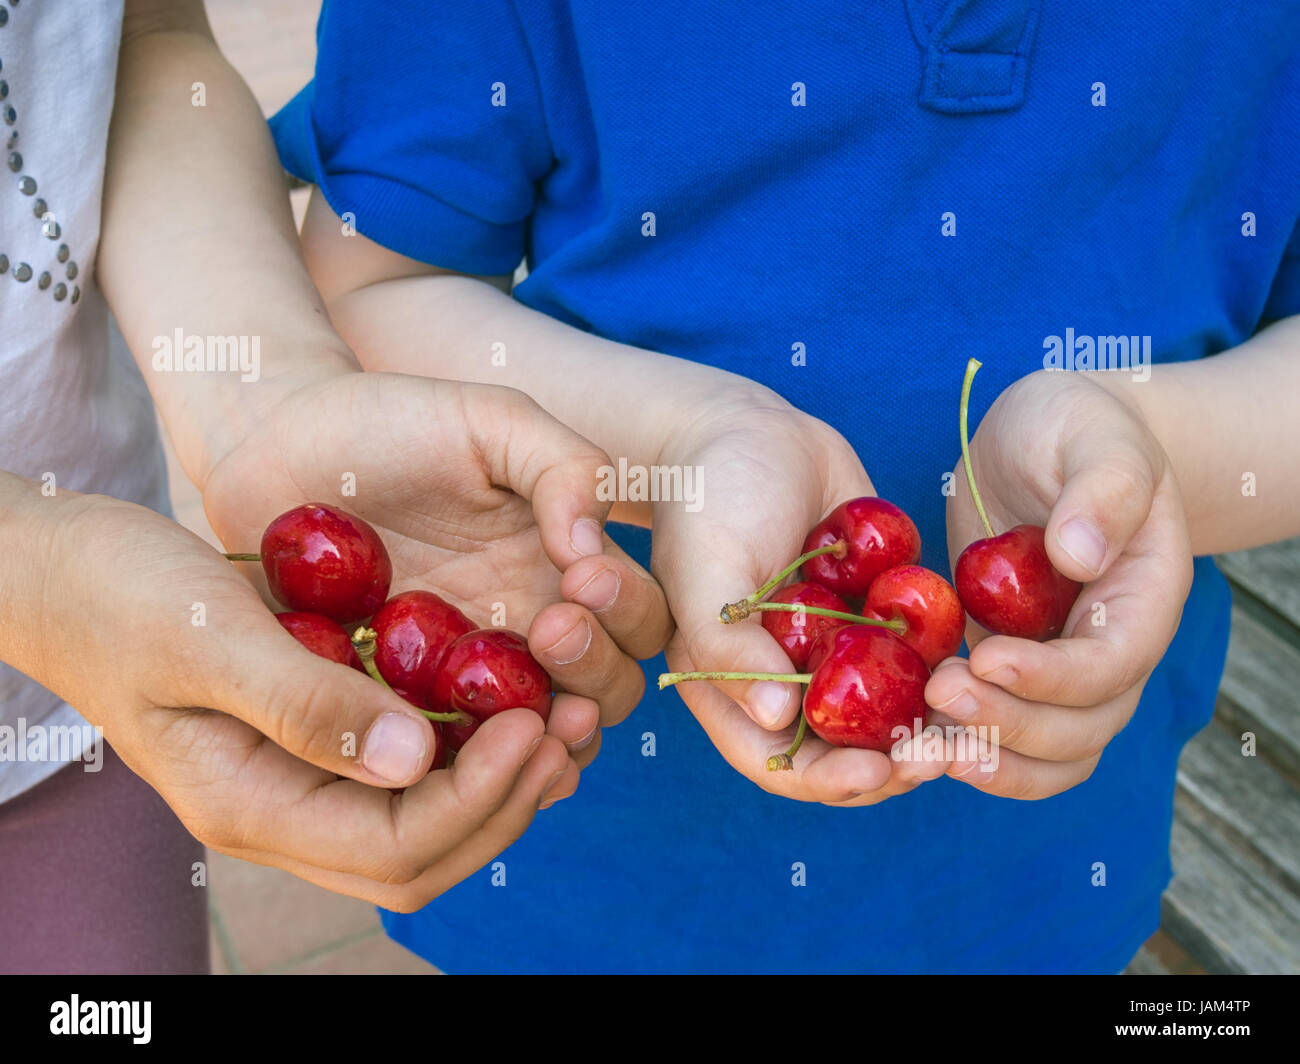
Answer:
top-left (167, 0), bottom-right (439, 976)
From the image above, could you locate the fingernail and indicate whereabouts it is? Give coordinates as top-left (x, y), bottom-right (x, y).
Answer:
top-left (573, 568), bottom-right (620, 613)
top-left (568, 725), bottom-right (599, 753)
top-left (542, 617), bottom-right (593, 665)
top-left (1057, 518), bottom-right (1106, 576)
top-left (538, 768), bottom-right (568, 809)
top-left (520, 734), bottom-right (544, 767)
top-left (748, 682), bottom-right (791, 728)
top-left (569, 518), bottom-right (604, 558)
top-left (981, 665), bottom-right (1019, 688)
top-left (361, 713), bottom-right (428, 785)
top-left (935, 689), bottom-right (978, 720)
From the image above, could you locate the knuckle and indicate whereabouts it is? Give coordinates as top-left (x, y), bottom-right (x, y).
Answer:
top-left (373, 852), bottom-right (426, 888)
top-left (264, 674), bottom-right (345, 766)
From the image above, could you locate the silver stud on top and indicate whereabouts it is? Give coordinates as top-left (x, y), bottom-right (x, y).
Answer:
top-left (66, 260), bottom-right (78, 280)
top-left (6, 149), bottom-right (18, 171)
top-left (0, 253), bottom-right (7, 273)
top-left (12, 262), bottom-right (30, 281)
top-left (70, 286), bottom-right (80, 304)
top-left (56, 243), bottom-right (68, 263)
top-left (36, 269), bottom-right (49, 290)
top-left (53, 282), bottom-right (66, 301)
top-left (17, 173), bottom-right (34, 194)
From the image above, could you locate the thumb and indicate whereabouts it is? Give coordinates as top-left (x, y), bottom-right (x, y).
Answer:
top-left (1046, 420), bottom-right (1162, 583)
top-left (202, 611), bottom-right (445, 789)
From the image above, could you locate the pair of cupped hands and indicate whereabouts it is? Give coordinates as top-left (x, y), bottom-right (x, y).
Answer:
top-left (52, 362), bottom-right (1190, 911)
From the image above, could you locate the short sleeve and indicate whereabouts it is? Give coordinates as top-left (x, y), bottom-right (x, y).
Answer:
top-left (1261, 213), bottom-right (1300, 323)
top-left (269, 0), bottom-right (553, 275)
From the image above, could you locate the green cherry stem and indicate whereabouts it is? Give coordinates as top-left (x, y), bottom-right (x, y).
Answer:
top-left (720, 540), bottom-right (847, 622)
top-left (658, 670), bottom-right (812, 690)
top-left (223, 553), bottom-right (260, 562)
top-left (740, 602), bottom-right (905, 634)
top-left (766, 711), bottom-right (809, 772)
top-left (351, 626), bottom-right (473, 726)
top-left (959, 357), bottom-right (997, 540)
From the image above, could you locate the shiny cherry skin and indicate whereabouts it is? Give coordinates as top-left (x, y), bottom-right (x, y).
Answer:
top-left (260, 503), bottom-right (392, 625)
top-left (954, 524), bottom-right (1081, 641)
top-left (275, 611), bottom-right (364, 671)
top-left (761, 581), bottom-right (853, 670)
top-left (801, 497), bottom-right (921, 598)
top-left (864, 565), bottom-right (965, 669)
top-left (431, 629), bottom-right (552, 723)
top-left (802, 625), bottom-right (930, 752)
top-left (371, 590), bottom-right (474, 699)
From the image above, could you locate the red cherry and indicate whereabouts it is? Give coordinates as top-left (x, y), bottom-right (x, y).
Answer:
top-left (260, 503), bottom-right (392, 624)
top-left (371, 590), bottom-right (474, 700)
top-left (275, 611), bottom-right (364, 671)
top-left (955, 524), bottom-right (1081, 641)
top-left (801, 497), bottom-right (921, 598)
top-left (864, 565), bottom-right (965, 669)
top-left (431, 629), bottom-right (552, 723)
top-left (761, 582), bottom-right (853, 670)
top-left (801, 625), bottom-right (930, 753)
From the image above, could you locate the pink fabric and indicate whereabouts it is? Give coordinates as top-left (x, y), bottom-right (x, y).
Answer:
top-left (0, 742), bottom-right (209, 974)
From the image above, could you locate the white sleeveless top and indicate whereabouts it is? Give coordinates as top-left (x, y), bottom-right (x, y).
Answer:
top-left (0, 1), bottom-right (169, 801)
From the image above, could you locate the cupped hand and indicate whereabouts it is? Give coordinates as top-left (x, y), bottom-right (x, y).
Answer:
top-left (931, 368), bottom-right (1194, 799)
top-left (652, 392), bottom-right (952, 805)
top-left (201, 369), bottom-right (674, 766)
top-left (31, 493), bottom-right (575, 911)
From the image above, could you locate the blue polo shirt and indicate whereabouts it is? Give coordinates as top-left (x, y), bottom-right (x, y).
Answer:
top-left (272, 0), bottom-right (1300, 973)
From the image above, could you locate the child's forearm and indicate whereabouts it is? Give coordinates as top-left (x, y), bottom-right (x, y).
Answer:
top-left (301, 195), bottom-right (777, 523)
top-left (100, 5), bottom-right (356, 489)
top-left (1094, 315), bottom-right (1300, 555)
top-left (329, 272), bottom-right (772, 502)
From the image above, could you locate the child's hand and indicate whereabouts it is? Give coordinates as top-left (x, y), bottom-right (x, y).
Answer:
top-left (652, 392), bottom-right (952, 804)
top-left (201, 371), bottom-right (673, 758)
top-left (930, 370), bottom-right (1194, 798)
top-left (16, 488), bottom-right (574, 912)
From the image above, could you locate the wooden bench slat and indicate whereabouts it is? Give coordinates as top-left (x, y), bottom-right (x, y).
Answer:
top-left (1215, 605), bottom-right (1300, 780)
top-left (1217, 540), bottom-right (1300, 635)
top-left (1176, 721), bottom-right (1300, 896)
top-left (1164, 794), bottom-right (1300, 974)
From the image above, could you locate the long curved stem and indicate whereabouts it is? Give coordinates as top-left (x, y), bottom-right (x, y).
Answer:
top-left (959, 358), bottom-right (996, 539)
top-left (351, 626), bottom-right (474, 726)
top-left (766, 712), bottom-right (809, 772)
top-left (720, 540), bottom-right (847, 622)
top-left (658, 670), bottom-right (812, 690)
top-left (743, 602), bottom-right (905, 634)
top-left (223, 553), bottom-right (260, 562)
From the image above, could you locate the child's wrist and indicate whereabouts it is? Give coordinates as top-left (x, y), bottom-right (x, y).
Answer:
top-left (175, 339), bottom-right (360, 491)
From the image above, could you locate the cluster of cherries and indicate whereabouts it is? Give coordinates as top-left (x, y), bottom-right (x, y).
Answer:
top-left (660, 359), bottom-right (1082, 770)
top-left (227, 503), bottom-right (551, 769)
